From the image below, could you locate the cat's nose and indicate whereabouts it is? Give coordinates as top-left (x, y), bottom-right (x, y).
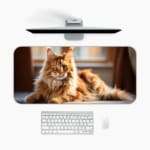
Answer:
top-left (55, 72), bottom-right (59, 76)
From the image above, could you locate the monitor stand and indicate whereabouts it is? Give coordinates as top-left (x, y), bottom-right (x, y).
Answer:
top-left (64, 18), bottom-right (84, 40)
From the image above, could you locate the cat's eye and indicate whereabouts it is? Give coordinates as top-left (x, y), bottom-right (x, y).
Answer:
top-left (63, 64), bottom-right (67, 68)
top-left (63, 64), bottom-right (68, 71)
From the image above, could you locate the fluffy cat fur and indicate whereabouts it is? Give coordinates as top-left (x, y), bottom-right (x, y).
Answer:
top-left (25, 47), bottom-right (134, 104)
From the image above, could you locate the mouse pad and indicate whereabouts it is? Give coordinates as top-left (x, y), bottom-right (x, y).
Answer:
top-left (14, 46), bottom-right (136, 104)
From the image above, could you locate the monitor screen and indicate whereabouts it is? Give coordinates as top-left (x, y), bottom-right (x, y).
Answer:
top-left (14, 46), bottom-right (136, 104)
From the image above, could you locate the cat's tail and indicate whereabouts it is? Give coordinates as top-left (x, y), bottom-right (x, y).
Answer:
top-left (98, 87), bottom-right (135, 102)
top-left (78, 69), bottom-right (135, 102)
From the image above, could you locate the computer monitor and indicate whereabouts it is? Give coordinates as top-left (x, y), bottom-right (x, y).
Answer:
top-left (14, 46), bottom-right (136, 104)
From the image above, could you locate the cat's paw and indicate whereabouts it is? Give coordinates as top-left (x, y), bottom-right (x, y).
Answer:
top-left (48, 97), bottom-right (64, 104)
top-left (24, 93), bottom-right (40, 104)
top-left (24, 95), bottom-right (34, 103)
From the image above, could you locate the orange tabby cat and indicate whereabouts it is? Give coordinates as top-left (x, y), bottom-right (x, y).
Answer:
top-left (25, 47), bottom-right (133, 104)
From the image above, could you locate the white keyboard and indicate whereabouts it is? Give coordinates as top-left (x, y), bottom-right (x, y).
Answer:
top-left (41, 111), bottom-right (94, 135)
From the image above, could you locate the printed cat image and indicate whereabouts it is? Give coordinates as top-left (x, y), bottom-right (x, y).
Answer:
top-left (25, 47), bottom-right (134, 104)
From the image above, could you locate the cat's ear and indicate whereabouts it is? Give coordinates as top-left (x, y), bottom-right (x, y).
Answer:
top-left (61, 47), bottom-right (73, 55)
top-left (63, 47), bottom-right (73, 60)
top-left (47, 48), bottom-right (56, 60)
